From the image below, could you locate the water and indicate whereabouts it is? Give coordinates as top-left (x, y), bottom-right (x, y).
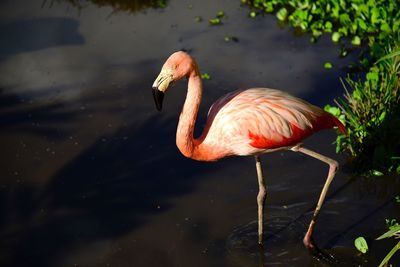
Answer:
top-left (0, 0), bottom-right (399, 266)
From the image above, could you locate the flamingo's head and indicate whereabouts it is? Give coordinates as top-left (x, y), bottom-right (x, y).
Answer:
top-left (152, 51), bottom-right (197, 111)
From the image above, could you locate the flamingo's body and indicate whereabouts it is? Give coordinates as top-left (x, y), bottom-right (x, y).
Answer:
top-left (152, 51), bottom-right (346, 249)
top-left (188, 88), bottom-right (345, 161)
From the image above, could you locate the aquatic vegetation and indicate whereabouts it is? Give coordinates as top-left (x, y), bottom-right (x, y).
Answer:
top-left (354, 236), bottom-right (368, 254)
top-left (200, 73), bottom-right (211, 80)
top-left (209, 11), bottom-right (225, 25)
top-left (323, 62), bottom-right (333, 69)
top-left (324, 38), bottom-right (400, 175)
top-left (376, 199), bottom-right (400, 267)
top-left (242, 0), bottom-right (400, 58)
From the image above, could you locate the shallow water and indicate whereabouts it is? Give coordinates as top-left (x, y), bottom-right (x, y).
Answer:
top-left (0, 0), bottom-right (399, 266)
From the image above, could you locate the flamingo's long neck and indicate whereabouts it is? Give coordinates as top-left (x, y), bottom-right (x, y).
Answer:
top-left (176, 69), bottom-right (202, 158)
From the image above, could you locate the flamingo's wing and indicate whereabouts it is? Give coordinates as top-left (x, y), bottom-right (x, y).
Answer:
top-left (204, 88), bottom-right (334, 153)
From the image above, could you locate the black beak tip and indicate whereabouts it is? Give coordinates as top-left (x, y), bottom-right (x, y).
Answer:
top-left (152, 87), bottom-right (164, 111)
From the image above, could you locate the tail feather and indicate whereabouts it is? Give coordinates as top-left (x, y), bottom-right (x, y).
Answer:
top-left (329, 113), bottom-right (346, 134)
top-left (315, 111), bottom-right (346, 135)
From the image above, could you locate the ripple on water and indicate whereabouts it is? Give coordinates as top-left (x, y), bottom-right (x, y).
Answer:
top-left (226, 205), bottom-right (367, 267)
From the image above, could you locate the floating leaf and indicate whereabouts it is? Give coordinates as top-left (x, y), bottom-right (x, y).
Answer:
top-left (371, 170), bottom-right (384, 176)
top-left (324, 62), bottom-right (333, 69)
top-left (216, 11), bottom-right (225, 18)
top-left (324, 21), bottom-right (333, 32)
top-left (355, 237), bottom-right (368, 254)
top-left (209, 18), bottom-right (221, 25)
top-left (224, 36), bottom-right (239, 42)
top-left (352, 36), bottom-right (361, 46)
top-left (332, 32), bottom-right (341, 42)
top-left (201, 73), bottom-right (211, 80)
top-left (249, 11), bottom-right (257, 18)
top-left (276, 8), bottom-right (288, 21)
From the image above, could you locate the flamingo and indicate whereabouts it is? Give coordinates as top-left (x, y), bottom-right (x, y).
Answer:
top-left (151, 51), bottom-right (346, 249)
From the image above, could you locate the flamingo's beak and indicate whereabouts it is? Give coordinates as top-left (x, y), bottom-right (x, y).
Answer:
top-left (152, 87), bottom-right (164, 111)
top-left (152, 69), bottom-right (173, 111)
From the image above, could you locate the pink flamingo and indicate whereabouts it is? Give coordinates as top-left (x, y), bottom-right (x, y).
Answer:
top-left (152, 51), bottom-right (346, 249)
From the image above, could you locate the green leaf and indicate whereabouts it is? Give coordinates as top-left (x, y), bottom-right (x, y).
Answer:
top-left (201, 73), bottom-right (211, 80)
top-left (376, 225), bottom-right (400, 240)
top-left (208, 18), bottom-right (221, 25)
top-left (263, 2), bottom-right (273, 13)
top-left (216, 11), bottom-right (225, 18)
top-left (276, 7), bottom-right (288, 21)
top-left (371, 7), bottom-right (380, 24)
top-left (355, 237), bottom-right (369, 253)
top-left (357, 18), bottom-right (367, 30)
top-left (339, 13), bottom-right (351, 26)
top-left (352, 36), bottom-right (361, 46)
top-left (324, 62), bottom-right (333, 69)
top-left (324, 105), bottom-right (341, 116)
top-left (378, 241), bottom-right (400, 267)
top-left (340, 47), bottom-right (348, 57)
top-left (376, 50), bottom-right (400, 64)
top-left (366, 71), bottom-right (379, 81)
top-left (353, 88), bottom-right (362, 100)
top-left (380, 23), bottom-right (392, 33)
top-left (324, 21), bottom-right (333, 32)
top-left (371, 170), bottom-right (384, 176)
top-left (378, 111), bottom-right (386, 122)
top-left (332, 32), bottom-right (341, 42)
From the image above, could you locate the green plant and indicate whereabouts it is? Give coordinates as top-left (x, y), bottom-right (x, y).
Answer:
top-left (376, 201), bottom-right (400, 267)
top-left (209, 10), bottom-right (225, 25)
top-left (201, 73), bottom-right (211, 80)
top-left (242, 0), bottom-right (400, 61)
top-left (324, 37), bottom-right (400, 174)
top-left (354, 236), bottom-right (369, 254)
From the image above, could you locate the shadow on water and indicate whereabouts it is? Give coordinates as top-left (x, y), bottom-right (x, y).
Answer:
top-left (46, 0), bottom-right (168, 13)
top-left (0, 88), bottom-right (80, 139)
top-left (0, 17), bottom-right (84, 61)
top-left (0, 111), bottom-right (216, 266)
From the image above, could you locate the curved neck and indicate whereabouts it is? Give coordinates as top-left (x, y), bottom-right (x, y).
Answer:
top-left (176, 70), bottom-right (202, 158)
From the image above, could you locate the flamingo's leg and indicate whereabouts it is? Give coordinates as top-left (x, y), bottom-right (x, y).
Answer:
top-left (291, 145), bottom-right (338, 250)
top-left (255, 155), bottom-right (267, 245)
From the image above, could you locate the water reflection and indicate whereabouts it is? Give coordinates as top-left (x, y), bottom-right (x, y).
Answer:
top-left (46, 0), bottom-right (167, 13)
top-left (0, 18), bottom-right (84, 61)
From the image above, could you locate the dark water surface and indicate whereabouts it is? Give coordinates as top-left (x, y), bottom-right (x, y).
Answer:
top-left (0, 0), bottom-right (399, 266)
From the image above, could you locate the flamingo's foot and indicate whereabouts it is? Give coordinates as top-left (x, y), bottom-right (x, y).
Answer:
top-left (303, 235), bottom-right (316, 250)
